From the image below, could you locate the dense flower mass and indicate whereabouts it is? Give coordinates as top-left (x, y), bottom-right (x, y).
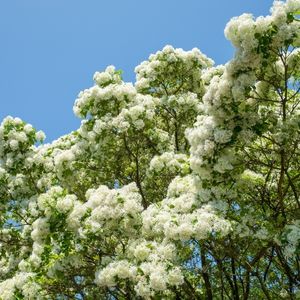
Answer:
top-left (1, 1), bottom-right (300, 299)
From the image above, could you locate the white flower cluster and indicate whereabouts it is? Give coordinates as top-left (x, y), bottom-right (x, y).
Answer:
top-left (0, 272), bottom-right (41, 300)
top-left (149, 152), bottom-right (189, 174)
top-left (29, 217), bottom-right (49, 267)
top-left (142, 176), bottom-right (231, 241)
top-left (225, 0), bottom-right (300, 57)
top-left (95, 240), bottom-right (184, 298)
top-left (108, 94), bottom-right (158, 132)
top-left (135, 45), bottom-right (213, 95)
top-left (161, 92), bottom-right (200, 112)
top-left (43, 132), bottom-right (88, 180)
top-left (22, 187), bottom-right (78, 269)
top-left (93, 65), bottom-right (122, 87)
top-left (201, 65), bottom-right (225, 86)
top-left (95, 260), bottom-right (135, 287)
top-left (7, 173), bottom-right (31, 199)
top-left (73, 66), bottom-right (136, 118)
top-left (77, 91), bottom-right (161, 144)
top-left (0, 116), bottom-right (45, 169)
top-left (67, 183), bottom-right (143, 236)
top-left (134, 241), bottom-right (183, 299)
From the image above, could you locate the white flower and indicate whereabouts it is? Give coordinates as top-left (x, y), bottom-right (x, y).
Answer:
top-left (149, 270), bottom-right (167, 291)
top-left (35, 130), bottom-right (45, 141)
top-left (134, 244), bottom-right (150, 261)
top-left (9, 140), bottom-right (19, 151)
top-left (168, 268), bottom-right (184, 285)
top-left (24, 124), bottom-right (33, 134)
top-left (56, 195), bottom-right (76, 213)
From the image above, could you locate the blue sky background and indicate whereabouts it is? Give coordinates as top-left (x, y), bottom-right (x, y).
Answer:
top-left (0, 0), bottom-right (274, 142)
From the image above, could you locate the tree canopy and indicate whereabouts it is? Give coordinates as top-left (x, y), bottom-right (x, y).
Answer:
top-left (0, 1), bottom-right (300, 299)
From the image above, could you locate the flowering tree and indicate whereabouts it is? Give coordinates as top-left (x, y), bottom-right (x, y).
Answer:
top-left (1, 1), bottom-right (300, 299)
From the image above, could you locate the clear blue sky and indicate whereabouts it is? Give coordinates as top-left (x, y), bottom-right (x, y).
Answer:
top-left (0, 0), bottom-right (274, 142)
